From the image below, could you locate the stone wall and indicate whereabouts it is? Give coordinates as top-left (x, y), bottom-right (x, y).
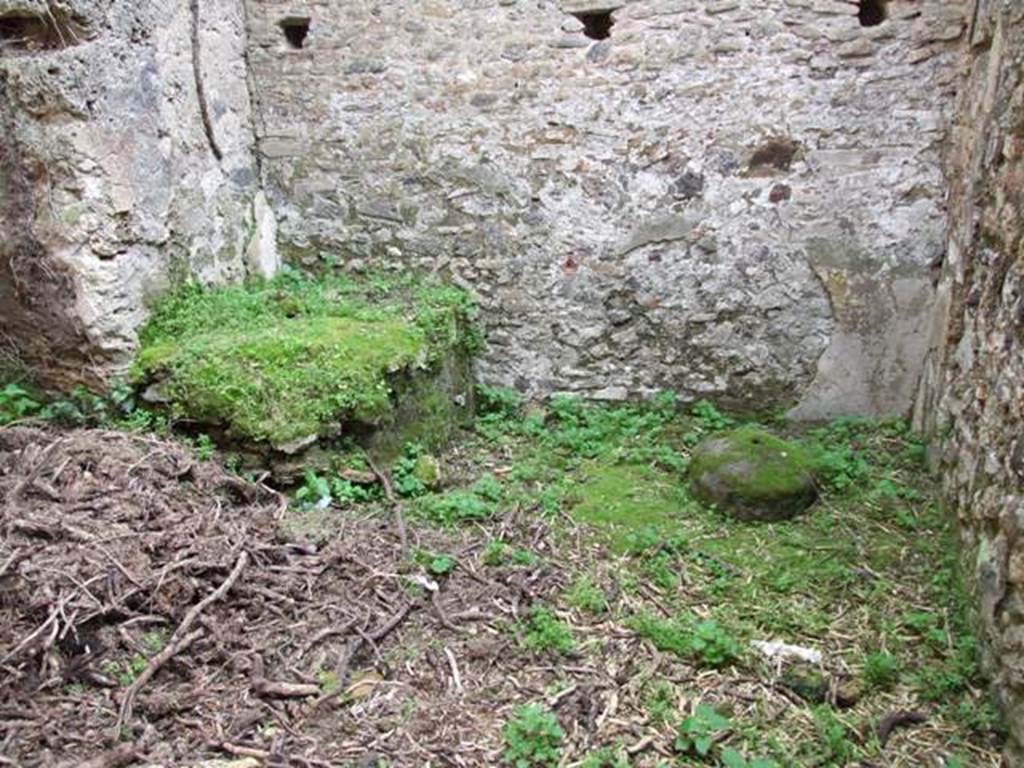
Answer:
top-left (915, 0), bottom-right (1024, 757)
top-left (0, 0), bottom-right (275, 389)
top-left (247, 0), bottom-right (967, 415)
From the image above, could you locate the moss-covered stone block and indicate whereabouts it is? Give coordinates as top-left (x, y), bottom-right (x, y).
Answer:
top-left (687, 427), bottom-right (816, 521)
top-left (133, 272), bottom-right (479, 472)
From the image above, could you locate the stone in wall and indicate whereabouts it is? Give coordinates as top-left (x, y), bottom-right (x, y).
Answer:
top-left (0, 0), bottom-right (277, 389)
top-left (247, 0), bottom-right (967, 415)
top-left (915, 0), bottom-right (1024, 758)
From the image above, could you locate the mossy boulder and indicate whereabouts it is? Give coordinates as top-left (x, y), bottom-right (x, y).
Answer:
top-left (132, 272), bottom-right (479, 470)
top-left (687, 427), bottom-right (816, 521)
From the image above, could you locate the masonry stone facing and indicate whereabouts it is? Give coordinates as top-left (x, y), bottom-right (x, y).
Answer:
top-left (0, 0), bottom-right (273, 387)
top-left (916, 1), bottom-right (1024, 758)
top-left (247, 0), bottom-right (966, 415)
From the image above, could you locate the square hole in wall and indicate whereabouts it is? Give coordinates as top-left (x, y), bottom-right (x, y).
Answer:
top-left (0, 11), bottom-right (88, 51)
top-left (571, 9), bottom-right (615, 40)
top-left (279, 16), bottom-right (310, 49)
top-left (858, 0), bottom-right (887, 27)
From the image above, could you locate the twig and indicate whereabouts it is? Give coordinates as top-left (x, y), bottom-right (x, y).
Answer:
top-left (0, 548), bottom-right (24, 578)
top-left (116, 551), bottom-right (249, 730)
top-left (296, 618), bottom-right (359, 660)
top-left (324, 602), bottom-right (415, 703)
top-left (252, 678), bottom-right (321, 698)
top-left (57, 743), bottom-right (137, 768)
top-left (432, 591), bottom-right (462, 632)
top-left (877, 710), bottom-right (927, 747)
top-left (366, 455), bottom-right (409, 558)
top-left (209, 741), bottom-right (334, 768)
top-left (1, 577), bottom-right (103, 666)
top-left (443, 646), bottom-right (463, 695)
top-left (368, 601), bottom-right (415, 643)
top-left (11, 439), bottom-right (63, 501)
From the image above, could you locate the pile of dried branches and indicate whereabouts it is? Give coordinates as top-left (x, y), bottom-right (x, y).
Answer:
top-left (0, 426), bottom-right (562, 766)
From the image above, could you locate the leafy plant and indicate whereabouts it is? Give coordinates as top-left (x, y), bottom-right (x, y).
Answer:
top-left (863, 650), bottom-right (900, 690)
top-left (674, 704), bottom-right (731, 759)
top-left (477, 384), bottom-right (522, 421)
top-left (565, 575), bottom-right (608, 615)
top-left (193, 433), bottom-right (216, 461)
top-left (295, 469), bottom-right (331, 508)
top-left (521, 606), bottom-right (574, 654)
top-left (691, 399), bottom-right (733, 432)
top-left (315, 667), bottom-right (341, 694)
top-left (393, 443), bottom-right (428, 498)
top-left (513, 549), bottom-right (542, 567)
top-left (141, 629), bottom-right (168, 655)
top-left (503, 704), bottom-right (563, 768)
top-left (642, 551), bottom-right (681, 591)
top-left (103, 653), bottom-right (149, 686)
top-left (414, 550), bottom-right (456, 577)
top-left (483, 539), bottom-right (509, 566)
top-left (689, 620), bottom-right (743, 668)
top-left (471, 473), bottom-right (504, 502)
top-left (629, 614), bottom-right (742, 668)
top-left (720, 749), bottom-right (779, 768)
top-left (329, 476), bottom-right (376, 504)
top-left (810, 706), bottom-right (857, 763)
top-left (413, 488), bottom-right (497, 526)
top-left (578, 747), bottom-right (630, 768)
top-left (0, 382), bottom-right (42, 424)
top-left (645, 681), bottom-right (676, 725)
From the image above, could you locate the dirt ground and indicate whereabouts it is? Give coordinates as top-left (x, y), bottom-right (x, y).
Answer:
top-left (0, 424), bottom-right (1005, 767)
top-left (0, 426), bottom-right (574, 767)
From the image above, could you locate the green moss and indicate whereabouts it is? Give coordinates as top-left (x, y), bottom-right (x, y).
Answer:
top-left (692, 427), bottom-right (810, 497)
top-left (570, 463), bottom-right (701, 551)
top-left (368, 351), bottom-right (475, 461)
top-left (133, 271), bottom-right (478, 447)
top-left (411, 454), bottom-right (441, 488)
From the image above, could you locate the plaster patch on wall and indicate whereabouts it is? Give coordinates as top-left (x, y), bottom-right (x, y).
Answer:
top-left (789, 239), bottom-right (935, 420)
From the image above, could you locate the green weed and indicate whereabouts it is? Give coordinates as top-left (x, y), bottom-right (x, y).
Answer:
top-left (411, 472), bottom-right (504, 527)
top-left (863, 650), bottom-right (900, 690)
top-left (720, 749), bottom-right (779, 768)
top-left (564, 575), bottom-right (608, 615)
top-left (193, 433), bottom-right (215, 461)
top-left (141, 629), bottom-right (168, 655)
top-left (103, 654), bottom-right (149, 687)
top-left (520, 606), bottom-right (575, 655)
top-left (413, 488), bottom-right (497, 526)
top-left (628, 614), bottom-right (742, 668)
top-left (483, 539), bottom-right (509, 566)
top-left (691, 399), bottom-right (734, 432)
top-left (808, 706), bottom-right (858, 763)
top-left (674, 703), bottom-right (731, 760)
top-left (475, 384), bottom-right (523, 442)
top-left (0, 382), bottom-right (42, 423)
top-left (502, 704), bottom-right (563, 768)
top-left (393, 443), bottom-right (429, 498)
top-left (645, 681), bottom-right (677, 725)
top-left (414, 550), bottom-right (456, 577)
